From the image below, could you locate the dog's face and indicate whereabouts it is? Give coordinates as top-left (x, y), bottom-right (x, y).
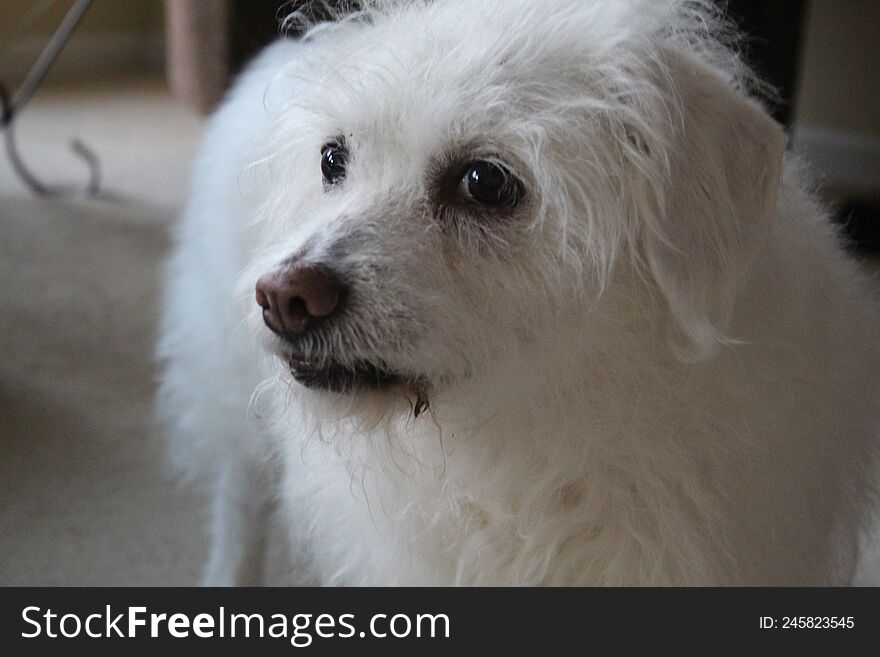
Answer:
top-left (244, 0), bottom-right (785, 401)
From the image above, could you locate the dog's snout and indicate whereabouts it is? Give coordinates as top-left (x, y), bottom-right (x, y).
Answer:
top-left (256, 264), bottom-right (344, 336)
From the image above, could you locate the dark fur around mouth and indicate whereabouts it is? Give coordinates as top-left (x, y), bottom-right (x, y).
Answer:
top-left (287, 355), bottom-right (400, 392)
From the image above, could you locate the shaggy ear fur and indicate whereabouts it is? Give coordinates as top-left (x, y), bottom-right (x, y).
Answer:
top-left (641, 46), bottom-right (787, 360)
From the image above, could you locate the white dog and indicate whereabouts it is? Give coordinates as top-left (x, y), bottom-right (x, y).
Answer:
top-left (158, 0), bottom-right (879, 585)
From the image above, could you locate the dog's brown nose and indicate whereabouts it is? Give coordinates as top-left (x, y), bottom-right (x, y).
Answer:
top-left (255, 264), bottom-right (344, 335)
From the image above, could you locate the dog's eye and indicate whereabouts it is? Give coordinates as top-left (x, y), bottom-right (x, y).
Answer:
top-left (321, 142), bottom-right (348, 186)
top-left (458, 161), bottom-right (520, 206)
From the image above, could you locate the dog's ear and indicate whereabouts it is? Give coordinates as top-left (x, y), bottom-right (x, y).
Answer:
top-left (638, 47), bottom-right (787, 360)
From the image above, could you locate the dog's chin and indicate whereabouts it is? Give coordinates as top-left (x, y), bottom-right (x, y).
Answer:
top-left (286, 354), bottom-right (402, 394)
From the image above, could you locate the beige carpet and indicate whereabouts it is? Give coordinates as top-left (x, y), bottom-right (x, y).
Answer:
top-left (0, 77), bottom-right (208, 585)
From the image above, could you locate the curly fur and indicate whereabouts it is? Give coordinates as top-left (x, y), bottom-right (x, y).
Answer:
top-left (157, 0), bottom-right (879, 585)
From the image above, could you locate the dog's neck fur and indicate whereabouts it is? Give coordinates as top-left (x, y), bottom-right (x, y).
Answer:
top-left (277, 262), bottom-right (840, 586)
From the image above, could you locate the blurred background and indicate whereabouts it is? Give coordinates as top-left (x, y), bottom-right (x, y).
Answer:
top-left (0, 0), bottom-right (878, 585)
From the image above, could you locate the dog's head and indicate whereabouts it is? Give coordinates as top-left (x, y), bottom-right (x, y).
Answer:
top-left (243, 0), bottom-right (785, 401)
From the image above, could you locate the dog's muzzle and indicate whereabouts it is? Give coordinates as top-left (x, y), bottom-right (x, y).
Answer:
top-left (255, 260), bottom-right (400, 392)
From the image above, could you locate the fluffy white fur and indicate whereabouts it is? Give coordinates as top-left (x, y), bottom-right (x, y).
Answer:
top-left (157, 0), bottom-right (880, 585)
